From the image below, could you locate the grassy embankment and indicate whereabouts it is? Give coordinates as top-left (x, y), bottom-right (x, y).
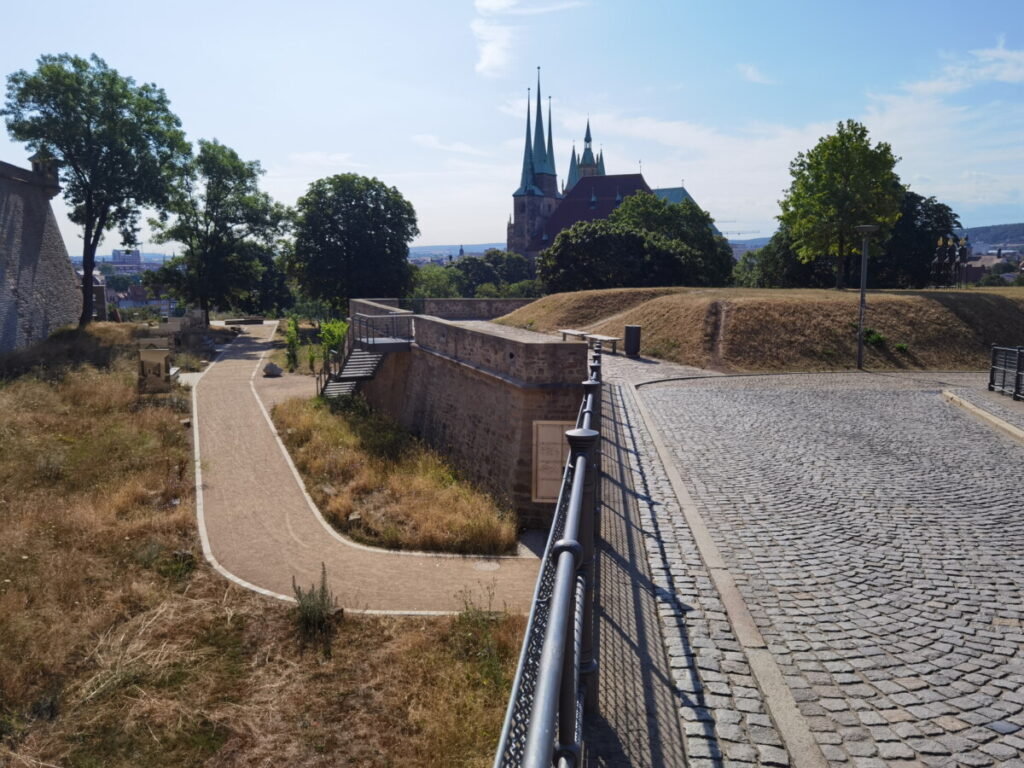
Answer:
top-left (273, 397), bottom-right (519, 555)
top-left (498, 286), bottom-right (1024, 371)
top-left (0, 325), bottom-right (521, 767)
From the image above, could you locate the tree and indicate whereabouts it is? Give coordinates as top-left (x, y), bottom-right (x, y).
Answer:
top-left (290, 174), bottom-right (418, 311)
top-left (538, 219), bottom-right (701, 293)
top-left (732, 227), bottom-right (833, 288)
top-left (872, 191), bottom-right (960, 288)
top-left (609, 192), bottom-right (734, 285)
top-left (410, 263), bottom-right (461, 298)
top-left (3, 53), bottom-right (190, 325)
top-left (779, 120), bottom-right (902, 289)
top-left (145, 139), bottom-right (287, 322)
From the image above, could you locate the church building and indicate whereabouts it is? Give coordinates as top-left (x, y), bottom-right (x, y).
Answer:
top-left (506, 71), bottom-right (701, 261)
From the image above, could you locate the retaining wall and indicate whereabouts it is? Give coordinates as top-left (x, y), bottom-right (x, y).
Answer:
top-left (361, 315), bottom-right (586, 526)
top-left (0, 160), bottom-right (81, 353)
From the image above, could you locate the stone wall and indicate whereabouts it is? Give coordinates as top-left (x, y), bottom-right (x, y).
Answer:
top-left (360, 315), bottom-right (586, 526)
top-left (0, 160), bottom-right (81, 353)
top-left (418, 298), bottom-right (533, 320)
top-left (350, 297), bottom-right (532, 321)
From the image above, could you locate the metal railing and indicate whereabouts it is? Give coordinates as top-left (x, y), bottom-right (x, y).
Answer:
top-left (989, 345), bottom-right (1024, 401)
top-left (351, 312), bottom-right (414, 349)
top-left (493, 347), bottom-right (603, 768)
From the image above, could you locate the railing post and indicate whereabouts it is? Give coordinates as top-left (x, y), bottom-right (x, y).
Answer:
top-left (578, 380), bottom-right (601, 715)
top-left (1016, 347), bottom-right (1024, 401)
top-left (989, 345), bottom-right (998, 391)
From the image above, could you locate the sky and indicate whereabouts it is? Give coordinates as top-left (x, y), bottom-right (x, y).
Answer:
top-left (2, 0), bottom-right (1023, 256)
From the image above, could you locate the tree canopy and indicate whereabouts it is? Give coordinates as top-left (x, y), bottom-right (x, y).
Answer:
top-left (609, 192), bottom-right (734, 285)
top-left (3, 53), bottom-right (190, 324)
top-left (537, 192), bottom-right (729, 292)
top-left (145, 139), bottom-right (288, 320)
top-left (874, 191), bottom-right (961, 288)
top-left (538, 219), bottom-right (703, 292)
top-left (290, 174), bottom-right (418, 310)
top-left (778, 119), bottom-right (902, 289)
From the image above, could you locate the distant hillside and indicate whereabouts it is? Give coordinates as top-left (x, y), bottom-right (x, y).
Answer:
top-left (963, 223), bottom-right (1024, 244)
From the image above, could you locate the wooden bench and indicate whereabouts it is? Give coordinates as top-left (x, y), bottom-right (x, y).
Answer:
top-left (585, 334), bottom-right (622, 354)
top-left (559, 329), bottom-right (589, 342)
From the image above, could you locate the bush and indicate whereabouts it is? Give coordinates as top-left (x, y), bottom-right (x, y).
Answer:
top-left (292, 563), bottom-right (339, 655)
top-left (285, 316), bottom-right (300, 371)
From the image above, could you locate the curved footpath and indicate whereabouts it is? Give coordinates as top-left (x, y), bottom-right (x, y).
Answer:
top-left (191, 323), bottom-right (540, 615)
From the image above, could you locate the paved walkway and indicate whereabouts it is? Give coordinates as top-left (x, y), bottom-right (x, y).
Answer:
top-left (627, 370), bottom-right (1024, 766)
top-left (192, 323), bottom-right (539, 614)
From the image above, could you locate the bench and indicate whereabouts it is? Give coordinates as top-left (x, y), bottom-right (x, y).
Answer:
top-left (559, 329), bottom-right (589, 342)
top-left (585, 334), bottom-right (622, 354)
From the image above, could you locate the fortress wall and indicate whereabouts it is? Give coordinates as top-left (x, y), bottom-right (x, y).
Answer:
top-left (361, 316), bottom-right (586, 526)
top-left (418, 298), bottom-right (533, 320)
top-left (0, 162), bottom-right (81, 354)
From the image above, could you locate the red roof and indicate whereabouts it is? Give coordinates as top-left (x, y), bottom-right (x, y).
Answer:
top-left (539, 174), bottom-right (651, 247)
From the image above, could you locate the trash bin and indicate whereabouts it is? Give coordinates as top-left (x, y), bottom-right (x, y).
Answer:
top-left (624, 325), bottom-right (641, 357)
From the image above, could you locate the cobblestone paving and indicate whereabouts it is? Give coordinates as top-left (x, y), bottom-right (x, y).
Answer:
top-left (639, 373), bottom-right (1024, 766)
top-left (612, 383), bottom-right (791, 767)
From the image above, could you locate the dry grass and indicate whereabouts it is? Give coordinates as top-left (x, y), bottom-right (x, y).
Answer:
top-left (498, 286), bottom-right (1024, 371)
top-left (495, 286), bottom-right (685, 333)
top-left (273, 397), bottom-right (519, 555)
top-left (0, 327), bottom-right (523, 767)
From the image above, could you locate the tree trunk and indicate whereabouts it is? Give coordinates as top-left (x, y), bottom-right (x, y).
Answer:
top-left (79, 240), bottom-right (96, 327)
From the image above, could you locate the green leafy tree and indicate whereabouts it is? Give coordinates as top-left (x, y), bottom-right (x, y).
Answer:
top-left (3, 53), bottom-right (190, 325)
top-left (290, 174), bottom-right (418, 311)
top-left (481, 249), bottom-right (533, 284)
top-left (779, 119), bottom-right (902, 289)
top-left (410, 263), bottom-right (462, 298)
top-left (539, 219), bottom-right (701, 292)
top-left (145, 140), bottom-right (286, 323)
top-left (874, 191), bottom-right (960, 288)
top-left (732, 227), bottom-right (833, 288)
top-left (609, 192), bottom-right (734, 285)
top-left (452, 256), bottom-right (500, 297)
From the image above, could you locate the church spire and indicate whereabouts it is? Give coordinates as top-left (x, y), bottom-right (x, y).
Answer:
top-left (580, 119), bottom-right (596, 167)
top-left (566, 144), bottom-right (580, 192)
top-left (515, 88), bottom-right (537, 195)
top-left (532, 68), bottom-right (549, 175)
top-left (546, 96), bottom-right (556, 179)
top-left (597, 149), bottom-right (606, 175)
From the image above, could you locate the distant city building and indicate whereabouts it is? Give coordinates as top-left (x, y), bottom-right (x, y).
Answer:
top-left (506, 71), bottom-right (708, 261)
top-left (112, 248), bottom-right (141, 265)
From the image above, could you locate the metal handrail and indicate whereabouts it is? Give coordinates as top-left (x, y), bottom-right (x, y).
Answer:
top-left (494, 345), bottom-right (603, 768)
top-left (988, 345), bottom-right (1023, 401)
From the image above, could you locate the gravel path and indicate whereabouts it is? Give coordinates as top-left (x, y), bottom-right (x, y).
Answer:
top-left (633, 371), bottom-right (1024, 765)
top-left (192, 323), bottom-right (539, 614)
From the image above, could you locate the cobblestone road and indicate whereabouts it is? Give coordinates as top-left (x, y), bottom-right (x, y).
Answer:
top-left (635, 372), bottom-right (1024, 766)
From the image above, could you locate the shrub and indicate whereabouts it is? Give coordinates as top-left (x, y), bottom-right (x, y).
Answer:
top-left (894, 342), bottom-right (909, 353)
top-left (292, 563), bottom-right (339, 655)
top-left (863, 327), bottom-right (886, 347)
top-left (285, 316), bottom-right (300, 371)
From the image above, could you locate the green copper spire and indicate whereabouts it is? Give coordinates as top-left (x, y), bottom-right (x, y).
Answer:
top-left (532, 68), bottom-right (549, 176)
top-left (580, 119), bottom-right (596, 166)
top-left (546, 96), bottom-right (556, 179)
top-left (515, 88), bottom-right (538, 195)
top-left (566, 145), bottom-right (580, 191)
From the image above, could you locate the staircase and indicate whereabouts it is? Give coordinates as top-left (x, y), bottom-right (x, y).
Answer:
top-left (321, 348), bottom-right (385, 401)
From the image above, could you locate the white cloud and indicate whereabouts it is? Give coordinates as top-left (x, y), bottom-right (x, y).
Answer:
top-left (471, 18), bottom-right (515, 77)
top-left (737, 63), bottom-right (776, 85)
top-left (412, 134), bottom-right (490, 156)
top-left (470, 0), bottom-right (584, 77)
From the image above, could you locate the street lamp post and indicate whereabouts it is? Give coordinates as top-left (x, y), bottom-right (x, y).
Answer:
top-left (854, 224), bottom-right (879, 370)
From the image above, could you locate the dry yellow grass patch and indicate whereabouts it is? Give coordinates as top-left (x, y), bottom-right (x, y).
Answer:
top-left (273, 397), bottom-right (519, 555)
top-left (1, 326), bottom-right (522, 768)
top-left (496, 286), bottom-right (686, 332)
top-left (499, 287), bottom-right (1024, 371)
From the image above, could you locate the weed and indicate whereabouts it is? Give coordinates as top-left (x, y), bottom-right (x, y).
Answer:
top-left (293, 563), bottom-right (340, 655)
top-left (863, 328), bottom-right (886, 347)
top-left (894, 341), bottom-right (909, 353)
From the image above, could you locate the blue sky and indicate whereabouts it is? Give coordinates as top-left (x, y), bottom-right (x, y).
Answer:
top-left (2, 0), bottom-right (1022, 254)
